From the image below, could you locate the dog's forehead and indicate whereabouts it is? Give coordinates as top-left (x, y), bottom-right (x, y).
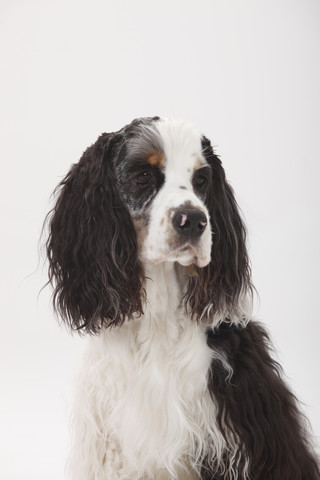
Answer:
top-left (155, 118), bottom-right (206, 173)
top-left (124, 118), bottom-right (206, 173)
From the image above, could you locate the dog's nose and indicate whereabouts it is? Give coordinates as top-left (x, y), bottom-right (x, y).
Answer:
top-left (172, 209), bottom-right (208, 239)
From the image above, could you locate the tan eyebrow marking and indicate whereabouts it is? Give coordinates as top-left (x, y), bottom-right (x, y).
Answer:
top-left (147, 152), bottom-right (165, 167)
top-left (193, 156), bottom-right (206, 171)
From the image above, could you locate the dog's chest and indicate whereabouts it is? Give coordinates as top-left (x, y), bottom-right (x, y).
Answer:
top-left (86, 310), bottom-right (216, 476)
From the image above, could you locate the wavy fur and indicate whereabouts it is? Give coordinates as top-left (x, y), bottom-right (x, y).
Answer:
top-left (206, 322), bottom-right (319, 479)
top-left (46, 130), bottom-right (145, 333)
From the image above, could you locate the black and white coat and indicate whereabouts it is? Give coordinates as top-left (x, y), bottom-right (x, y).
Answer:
top-left (46, 117), bottom-right (319, 479)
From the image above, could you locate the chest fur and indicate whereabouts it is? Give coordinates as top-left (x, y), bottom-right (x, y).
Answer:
top-left (82, 313), bottom-right (221, 476)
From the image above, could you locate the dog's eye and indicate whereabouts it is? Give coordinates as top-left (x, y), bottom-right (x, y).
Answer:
top-left (193, 174), bottom-right (208, 190)
top-left (135, 171), bottom-right (152, 185)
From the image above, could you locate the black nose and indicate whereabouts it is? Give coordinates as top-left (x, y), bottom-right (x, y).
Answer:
top-left (172, 209), bottom-right (208, 239)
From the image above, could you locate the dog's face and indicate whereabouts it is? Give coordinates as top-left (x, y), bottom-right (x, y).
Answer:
top-left (116, 119), bottom-right (212, 268)
top-left (46, 116), bottom-right (252, 332)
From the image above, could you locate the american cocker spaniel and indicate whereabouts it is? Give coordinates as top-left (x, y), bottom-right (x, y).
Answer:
top-left (46, 117), bottom-right (319, 479)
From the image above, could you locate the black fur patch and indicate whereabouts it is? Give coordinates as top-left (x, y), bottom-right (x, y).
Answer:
top-left (203, 321), bottom-right (320, 479)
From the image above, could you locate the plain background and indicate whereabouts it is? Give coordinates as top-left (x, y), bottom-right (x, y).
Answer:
top-left (1, 0), bottom-right (319, 478)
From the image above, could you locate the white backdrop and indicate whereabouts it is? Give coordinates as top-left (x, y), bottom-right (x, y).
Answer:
top-left (1, 1), bottom-right (319, 478)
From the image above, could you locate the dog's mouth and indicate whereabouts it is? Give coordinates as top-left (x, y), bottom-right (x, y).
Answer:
top-left (174, 243), bottom-right (210, 268)
top-left (146, 242), bottom-right (210, 268)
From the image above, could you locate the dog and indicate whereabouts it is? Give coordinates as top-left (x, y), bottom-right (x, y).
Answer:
top-left (46, 117), bottom-right (319, 479)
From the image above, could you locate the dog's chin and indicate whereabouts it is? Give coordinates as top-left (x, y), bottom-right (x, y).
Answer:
top-left (142, 244), bottom-right (211, 268)
top-left (176, 250), bottom-right (210, 268)
top-left (173, 243), bottom-right (211, 268)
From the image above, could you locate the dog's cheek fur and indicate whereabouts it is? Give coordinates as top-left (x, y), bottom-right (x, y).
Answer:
top-left (131, 213), bottom-right (151, 252)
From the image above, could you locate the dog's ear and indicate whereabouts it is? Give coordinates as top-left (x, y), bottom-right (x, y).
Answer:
top-left (46, 132), bottom-right (144, 333)
top-left (185, 136), bottom-right (253, 324)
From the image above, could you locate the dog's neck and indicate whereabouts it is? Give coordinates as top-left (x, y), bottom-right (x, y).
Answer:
top-left (134, 262), bottom-right (195, 355)
top-left (143, 262), bottom-right (185, 319)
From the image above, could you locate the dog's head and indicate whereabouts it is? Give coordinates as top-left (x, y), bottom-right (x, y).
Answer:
top-left (46, 117), bottom-right (252, 333)
top-left (116, 118), bottom-right (212, 268)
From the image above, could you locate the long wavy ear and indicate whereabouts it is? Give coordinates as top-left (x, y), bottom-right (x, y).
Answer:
top-left (185, 136), bottom-right (253, 324)
top-left (46, 132), bottom-right (144, 334)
